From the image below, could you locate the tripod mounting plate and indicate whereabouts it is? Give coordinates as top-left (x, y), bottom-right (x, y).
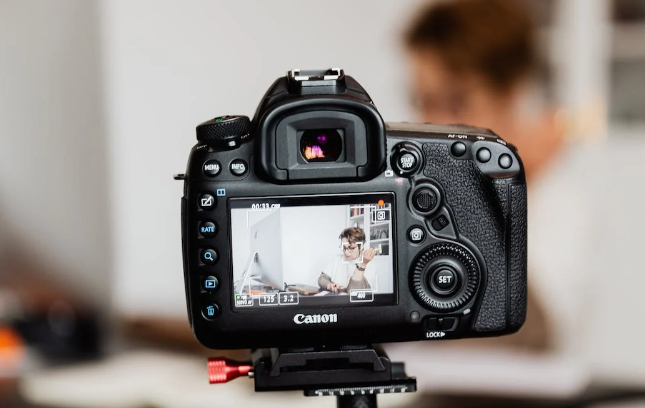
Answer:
top-left (251, 345), bottom-right (417, 396)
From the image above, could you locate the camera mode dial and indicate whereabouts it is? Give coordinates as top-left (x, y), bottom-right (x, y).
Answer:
top-left (410, 243), bottom-right (479, 312)
top-left (196, 115), bottom-right (252, 148)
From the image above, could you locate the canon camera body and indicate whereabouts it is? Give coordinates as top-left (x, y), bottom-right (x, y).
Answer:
top-left (178, 69), bottom-right (527, 349)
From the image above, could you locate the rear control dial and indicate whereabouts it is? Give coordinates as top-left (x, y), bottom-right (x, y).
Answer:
top-left (410, 243), bottom-right (479, 312)
top-left (391, 143), bottom-right (422, 176)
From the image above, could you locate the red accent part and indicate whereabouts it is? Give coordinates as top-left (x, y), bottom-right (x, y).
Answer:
top-left (207, 358), bottom-right (252, 384)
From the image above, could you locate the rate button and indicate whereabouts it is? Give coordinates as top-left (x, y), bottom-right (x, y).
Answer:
top-left (199, 221), bottom-right (217, 238)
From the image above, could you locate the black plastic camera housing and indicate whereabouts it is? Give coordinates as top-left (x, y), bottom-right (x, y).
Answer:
top-left (178, 69), bottom-right (527, 349)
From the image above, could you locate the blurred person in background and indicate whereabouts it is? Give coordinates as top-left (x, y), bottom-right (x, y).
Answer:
top-left (404, 0), bottom-right (582, 353)
top-left (391, 0), bottom-right (602, 405)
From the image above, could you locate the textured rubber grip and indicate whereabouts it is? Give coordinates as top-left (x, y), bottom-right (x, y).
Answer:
top-left (508, 183), bottom-right (528, 329)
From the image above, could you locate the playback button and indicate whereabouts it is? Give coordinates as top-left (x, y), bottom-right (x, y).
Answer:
top-left (202, 275), bottom-right (219, 292)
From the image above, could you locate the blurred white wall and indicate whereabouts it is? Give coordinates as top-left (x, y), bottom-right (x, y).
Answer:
top-left (99, 0), bottom-right (424, 317)
top-left (0, 0), bottom-right (111, 306)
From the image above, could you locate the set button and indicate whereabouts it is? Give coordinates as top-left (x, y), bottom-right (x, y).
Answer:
top-left (429, 265), bottom-right (459, 296)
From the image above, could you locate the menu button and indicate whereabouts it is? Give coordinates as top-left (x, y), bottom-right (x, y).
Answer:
top-left (203, 160), bottom-right (222, 177)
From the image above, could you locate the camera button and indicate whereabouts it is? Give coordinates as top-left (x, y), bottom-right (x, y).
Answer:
top-left (198, 193), bottom-right (216, 210)
top-left (202, 275), bottom-right (219, 292)
top-left (476, 148), bottom-right (491, 163)
top-left (431, 215), bottom-right (450, 231)
top-left (431, 267), bottom-right (458, 294)
top-left (425, 317), bottom-right (440, 331)
top-left (199, 221), bottom-right (218, 238)
top-left (451, 142), bottom-right (467, 157)
top-left (391, 143), bottom-right (422, 176)
top-left (203, 160), bottom-right (222, 177)
top-left (230, 159), bottom-right (248, 176)
top-left (440, 317), bottom-right (458, 331)
top-left (202, 303), bottom-right (221, 320)
top-left (408, 226), bottom-right (426, 244)
top-left (499, 153), bottom-right (513, 169)
top-left (412, 187), bottom-right (439, 214)
top-left (201, 249), bottom-right (218, 265)
top-left (397, 153), bottom-right (418, 173)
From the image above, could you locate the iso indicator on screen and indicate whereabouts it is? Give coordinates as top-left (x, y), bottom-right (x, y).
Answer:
top-left (350, 290), bottom-right (374, 303)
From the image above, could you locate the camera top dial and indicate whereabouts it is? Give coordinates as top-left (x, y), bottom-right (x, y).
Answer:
top-left (196, 115), bottom-right (252, 149)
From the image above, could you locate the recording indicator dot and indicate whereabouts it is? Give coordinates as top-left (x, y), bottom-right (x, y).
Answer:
top-left (378, 199), bottom-right (385, 206)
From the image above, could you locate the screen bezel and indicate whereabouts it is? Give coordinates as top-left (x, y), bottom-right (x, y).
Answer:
top-left (228, 193), bottom-right (398, 312)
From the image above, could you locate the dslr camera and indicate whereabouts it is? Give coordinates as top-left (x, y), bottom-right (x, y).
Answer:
top-left (178, 69), bottom-right (527, 350)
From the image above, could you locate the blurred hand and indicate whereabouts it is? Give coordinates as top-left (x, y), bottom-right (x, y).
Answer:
top-left (362, 247), bottom-right (377, 264)
top-left (327, 283), bottom-right (340, 293)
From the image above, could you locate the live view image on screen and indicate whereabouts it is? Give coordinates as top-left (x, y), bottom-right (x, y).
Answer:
top-left (229, 194), bottom-right (396, 309)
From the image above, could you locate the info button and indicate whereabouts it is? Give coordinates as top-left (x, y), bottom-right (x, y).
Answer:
top-left (230, 159), bottom-right (248, 176)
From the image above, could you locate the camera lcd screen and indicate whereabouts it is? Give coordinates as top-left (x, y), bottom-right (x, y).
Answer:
top-left (229, 193), bottom-right (396, 309)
